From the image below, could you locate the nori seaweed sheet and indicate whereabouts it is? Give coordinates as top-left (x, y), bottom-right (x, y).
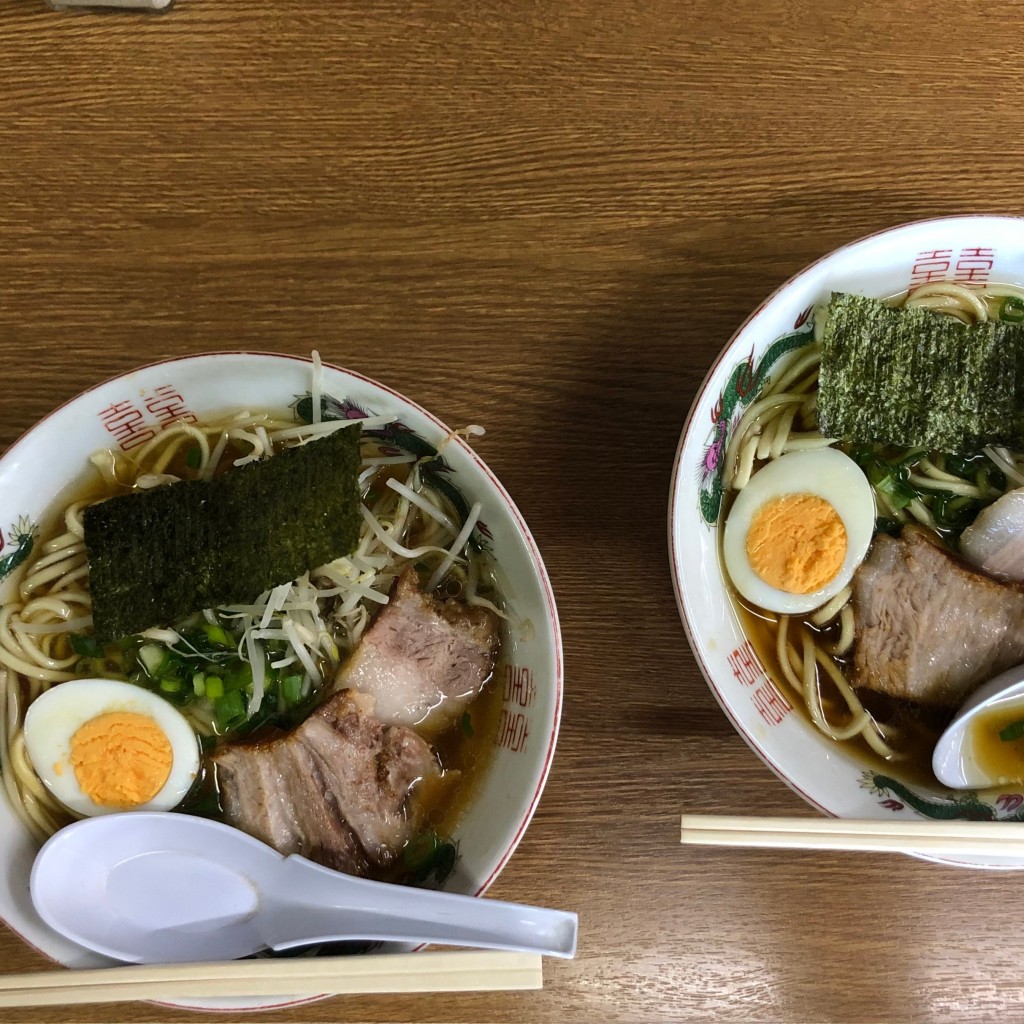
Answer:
top-left (84, 425), bottom-right (362, 642)
top-left (817, 292), bottom-right (1024, 452)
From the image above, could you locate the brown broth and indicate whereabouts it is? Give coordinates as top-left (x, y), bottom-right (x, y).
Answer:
top-left (423, 663), bottom-right (506, 835)
top-left (967, 701), bottom-right (1024, 786)
top-left (734, 596), bottom-right (951, 788)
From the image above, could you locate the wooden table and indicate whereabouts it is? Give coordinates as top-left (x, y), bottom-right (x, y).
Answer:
top-left (2, 2), bottom-right (1023, 1021)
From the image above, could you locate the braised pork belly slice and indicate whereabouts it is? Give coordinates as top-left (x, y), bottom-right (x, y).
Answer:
top-left (212, 689), bottom-right (441, 874)
top-left (295, 690), bottom-right (444, 864)
top-left (213, 739), bottom-right (370, 876)
top-left (852, 525), bottom-right (1024, 707)
top-left (335, 567), bottom-right (499, 734)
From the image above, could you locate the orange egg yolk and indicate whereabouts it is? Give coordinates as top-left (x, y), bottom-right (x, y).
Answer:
top-left (69, 711), bottom-right (172, 809)
top-left (745, 493), bottom-right (847, 594)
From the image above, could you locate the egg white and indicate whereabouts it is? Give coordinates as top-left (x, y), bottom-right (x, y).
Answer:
top-left (723, 447), bottom-right (876, 615)
top-left (23, 678), bottom-right (201, 817)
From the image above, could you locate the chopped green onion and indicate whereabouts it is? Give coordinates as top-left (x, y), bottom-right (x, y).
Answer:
top-left (159, 677), bottom-right (182, 693)
top-left (874, 472), bottom-right (915, 510)
top-left (999, 719), bottom-right (1024, 742)
top-left (70, 634), bottom-right (102, 658)
top-left (402, 833), bottom-right (459, 885)
top-left (215, 690), bottom-right (247, 732)
top-left (1000, 295), bottom-right (1024, 324)
top-left (185, 446), bottom-right (203, 470)
top-left (202, 623), bottom-right (234, 649)
top-left (224, 663), bottom-right (254, 692)
top-left (192, 672), bottom-right (206, 697)
top-left (875, 516), bottom-right (901, 537)
top-left (280, 674), bottom-right (304, 705)
top-left (944, 454), bottom-right (978, 478)
top-left (205, 675), bottom-right (225, 699)
top-left (138, 644), bottom-right (169, 678)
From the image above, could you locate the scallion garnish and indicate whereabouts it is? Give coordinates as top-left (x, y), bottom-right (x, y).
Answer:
top-left (999, 719), bottom-right (1024, 742)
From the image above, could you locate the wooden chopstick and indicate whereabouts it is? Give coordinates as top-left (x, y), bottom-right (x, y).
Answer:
top-left (681, 814), bottom-right (1024, 857)
top-left (0, 950), bottom-right (542, 1007)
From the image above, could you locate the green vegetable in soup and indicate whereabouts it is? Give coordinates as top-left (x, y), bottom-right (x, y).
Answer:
top-left (402, 832), bottom-right (459, 886)
top-left (121, 627), bottom-right (314, 736)
top-left (847, 444), bottom-right (1005, 540)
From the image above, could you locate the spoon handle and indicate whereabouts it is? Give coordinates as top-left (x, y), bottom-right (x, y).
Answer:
top-left (262, 856), bottom-right (577, 959)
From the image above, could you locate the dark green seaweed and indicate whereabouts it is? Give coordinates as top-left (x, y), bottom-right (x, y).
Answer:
top-left (818, 292), bottom-right (1024, 452)
top-left (84, 425), bottom-right (362, 642)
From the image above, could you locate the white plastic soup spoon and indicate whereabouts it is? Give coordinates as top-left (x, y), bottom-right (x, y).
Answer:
top-left (30, 813), bottom-right (577, 964)
top-left (933, 663), bottom-right (1024, 789)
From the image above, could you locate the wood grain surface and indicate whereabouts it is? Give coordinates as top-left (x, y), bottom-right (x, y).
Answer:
top-left (2, 1), bottom-right (1024, 1021)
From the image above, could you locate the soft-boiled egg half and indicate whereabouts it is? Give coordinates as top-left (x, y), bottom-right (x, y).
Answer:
top-left (723, 447), bottom-right (875, 615)
top-left (24, 678), bottom-right (200, 817)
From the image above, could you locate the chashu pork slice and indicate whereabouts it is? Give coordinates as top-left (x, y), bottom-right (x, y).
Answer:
top-left (213, 734), bottom-right (370, 876)
top-left (212, 689), bottom-right (441, 874)
top-left (295, 689), bottom-right (444, 865)
top-left (852, 525), bottom-right (1024, 707)
top-left (335, 567), bottom-right (499, 734)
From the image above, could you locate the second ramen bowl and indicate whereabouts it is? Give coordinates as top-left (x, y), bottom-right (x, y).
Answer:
top-left (669, 215), bottom-right (1024, 869)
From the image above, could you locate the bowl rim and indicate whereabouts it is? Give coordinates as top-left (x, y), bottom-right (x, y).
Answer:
top-left (0, 350), bottom-right (564, 1007)
top-left (667, 213), bottom-right (1024, 828)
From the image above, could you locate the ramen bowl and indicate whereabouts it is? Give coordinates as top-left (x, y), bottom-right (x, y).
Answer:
top-left (669, 215), bottom-right (1024, 869)
top-left (0, 352), bottom-right (562, 1009)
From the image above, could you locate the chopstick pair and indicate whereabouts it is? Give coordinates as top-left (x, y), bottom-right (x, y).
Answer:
top-left (681, 814), bottom-right (1024, 857)
top-left (0, 950), bottom-right (542, 1008)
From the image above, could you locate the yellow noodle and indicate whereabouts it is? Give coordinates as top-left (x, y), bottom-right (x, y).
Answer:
top-left (790, 370), bottom-right (820, 396)
top-left (20, 553), bottom-right (89, 598)
top-left (724, 393), bottom-right (804, 486)
top-left (731, 434), bottom-right (760, 490)
top-left (755, 415), bottom-right (781, 462)
top-left (828, 605), bottom-right (855, 657)
top-left (917, 458), bottom-right (964, 484)
top-left (905, 296), bottom-right (973, 323)
top-left (813, 648), bottom-right (890, 750)
top-left (984, 446), bottom-right (1024, 486)
top-left (809, 587), bottom-right (851, 626)
top-left (780, 433), bottom-right (835, 453)
top-left (775, 617), bottom-right (806, 696)
top-left (907, 473), bottom-right (981, 498)
top-left (800, 629), bottom-right (869, 741)
top-left (906, 498), bottom-right (937, 528)
top-left (906, 282), bottom-right (988, 322)
top-left (768, 404), bottom-right (797, 460)
top-left (763, 346), bottom-right (822, 398)
top-left (25, 542), bottom-right (86, 575)
top-left (150, 432), bottom-right (196, 476)
top-left (123, 421), bottom-right (200, 468)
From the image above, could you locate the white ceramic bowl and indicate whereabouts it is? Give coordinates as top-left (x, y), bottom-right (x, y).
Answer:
top-left (669, 215), bottom-right (1024, 870)
top-left (0, 352), bottom-right (563, 1009)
